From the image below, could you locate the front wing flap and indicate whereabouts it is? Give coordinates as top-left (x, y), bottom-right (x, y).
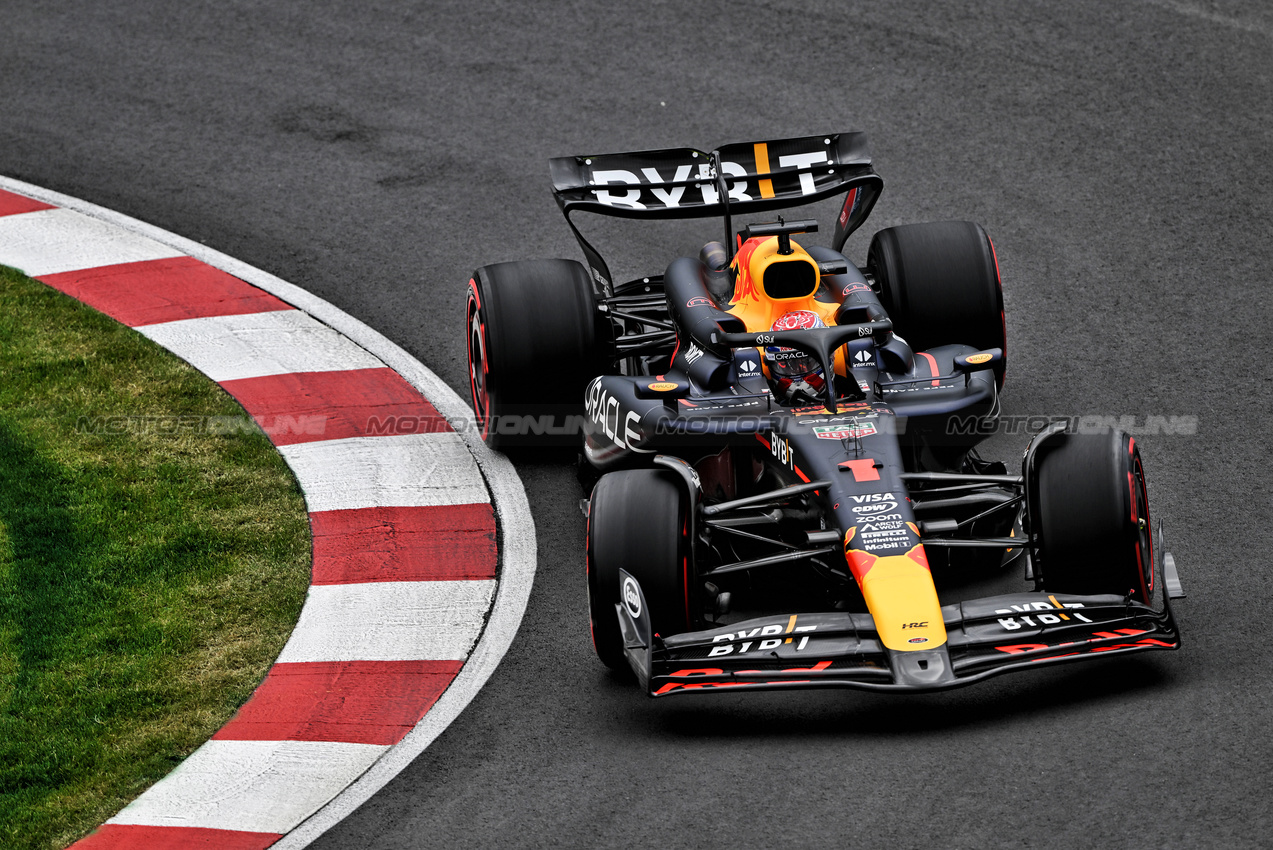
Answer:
top-left (641, 590), bottom-right (1180, 697)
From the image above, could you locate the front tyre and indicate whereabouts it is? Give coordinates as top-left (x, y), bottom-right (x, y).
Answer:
top-left (868, 220), bottom-right (1006, 388)
top-left (586, 469), bottom-right (693, 671)
top-left (466, 259), bottom-right (604, 450)
top-left (1035, 429), bottom-right (1157, 604)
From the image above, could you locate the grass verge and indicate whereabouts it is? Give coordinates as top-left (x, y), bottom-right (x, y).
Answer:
top-left (0, 265), bottom-right (311, 849)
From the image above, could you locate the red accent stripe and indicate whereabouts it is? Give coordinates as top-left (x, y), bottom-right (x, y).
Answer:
top-left (310, 504), bottom-right (496, 584)
top-left (839, 459), bottom-right (880, 482)
top-left (212, 660), bottom-right (462, 745)
top-left (838, 187), bottom-right (858, 227)
top-left (995, 643), bottom-right (1048, 655)
top-left (917, 351), bottom-right (940, 386)
top-left (906, 543), bottom-right (931, 571)
top-left (846, 547), bottom-right (878, 580)
top-left (0, 189), bottom-right (55, 217)
top-left (37, 256), bottom-right (293, 326)
top-left (71, 824), bottom-right (281, 849)
top-left (219, 368), bottom-right (452, 446)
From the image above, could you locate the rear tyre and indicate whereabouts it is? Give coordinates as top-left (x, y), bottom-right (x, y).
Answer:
top-left (867, 220), bottom-right (1006, 388)
top-left (586, 469), bottom-right (693, 671)
top-left (466, 259), bottom-right (605, 450)
top-left (1035, 429), bottom-right (1157, 604)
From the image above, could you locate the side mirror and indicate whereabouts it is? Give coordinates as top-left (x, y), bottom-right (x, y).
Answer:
top-left (952, 348), bottom-right (1003, 373)
top-left (634, 378), bottom-right (691, 400)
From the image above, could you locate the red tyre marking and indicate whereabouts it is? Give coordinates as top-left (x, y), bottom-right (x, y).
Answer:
top-left (1125, 438), bottom-right (1151, 601)
top-left (988, 235), bottom-right (1007, 387)
top-left (682, 512), bottom-right (691, 629)
top-left (1127, 437), bottom-right (1138, 524)
top-left (466, 279), bottom-right (493, 441)
top-left (1141, 459), bottom-right (1155, 593)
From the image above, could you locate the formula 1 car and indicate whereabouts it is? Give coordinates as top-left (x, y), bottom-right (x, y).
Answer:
top-left (465, 132), bottom-right (1184, 695)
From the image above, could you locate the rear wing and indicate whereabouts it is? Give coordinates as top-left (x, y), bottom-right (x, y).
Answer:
top-left (549, 132), bottom-right (883, 294)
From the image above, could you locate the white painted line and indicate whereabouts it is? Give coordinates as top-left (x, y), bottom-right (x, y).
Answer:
top-left (278, 432), bottom-right (490, 512)
top-left (0, 207), bottom-right (184, 276)
top-left (135, 310), bottom-right (386, 382)
top-left (106, 739), bottom-right (387, 835)
top-left (275, 580), bottom-right (497, 663)
top-left (0, 176), bottom-right (539, 849)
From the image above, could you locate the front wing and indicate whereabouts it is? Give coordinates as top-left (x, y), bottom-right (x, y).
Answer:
top-left (616, 575), bottom-right (1180, 697)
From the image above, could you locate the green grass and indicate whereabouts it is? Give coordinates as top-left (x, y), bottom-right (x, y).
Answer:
top-left (0, 265), bottom-right (312, 849)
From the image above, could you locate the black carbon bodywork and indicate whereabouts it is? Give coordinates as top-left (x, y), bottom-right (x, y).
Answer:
top-left (488, 132), bottom-right (1183, 697)
top-left (617, 592), bottom-right (1179, 696)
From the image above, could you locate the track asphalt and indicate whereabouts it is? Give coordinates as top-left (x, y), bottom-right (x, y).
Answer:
top-left (0, 181), bottom-right (535, 848)
top-left (3, 1), bottom-right (1273, 847)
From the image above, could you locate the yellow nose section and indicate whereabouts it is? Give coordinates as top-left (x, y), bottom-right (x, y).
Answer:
top-left (847, 543), bottom-right (948, 651)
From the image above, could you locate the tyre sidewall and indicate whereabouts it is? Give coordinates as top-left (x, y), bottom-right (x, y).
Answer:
top-left (1036, 429), bottom-right (1154, 603)
top-left (586, 469), bottom-right (691, 670)
top-left (468, 259), bottom-right (602, 448)
top-left (868, 220), bottom-right (1005, 387)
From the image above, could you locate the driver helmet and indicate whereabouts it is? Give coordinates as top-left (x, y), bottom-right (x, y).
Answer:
top-left (764, 310), bottom-right (826, 403)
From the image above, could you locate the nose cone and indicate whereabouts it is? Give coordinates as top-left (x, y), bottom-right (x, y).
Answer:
top-left (844, 533), bottom-right (948, 652)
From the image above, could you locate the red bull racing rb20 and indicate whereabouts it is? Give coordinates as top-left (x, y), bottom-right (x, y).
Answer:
top-left (465, 132), bottom-right (1184, 696)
